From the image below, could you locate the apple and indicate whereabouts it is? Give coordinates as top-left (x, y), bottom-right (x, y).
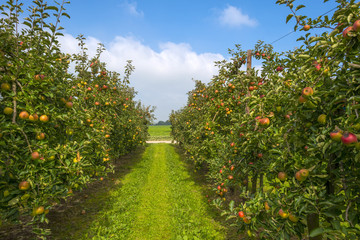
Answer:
top-left (31, 151), bottom-right (40, 160)
top-left (353, 20), bottom-right (360, 32)
top-left (243, 217), bottom-right (251, 224)
top-left (19, 111), bottom-right (29, 120)
top-left (255, 52), bottom-right (260, 56)
top-left (264, 202), bottom-right (270, 211)
top-left (277, 172), bottom-right (287, 181)
top-left (259, 117), bottom-right (270, 126)
top-left (341, 132), bottom-right (358, 146)
top-left (317, 114), bottom-right (326, 124)
top-left (330, 130), bottom-right (343, 141)
top-left (248, 86), bottom-right (254, 91)
top-left (33, 206), bottom-right (44, 215)
top-left (228, 175), bottom-right (233, 180)
top-left (19, 181), bottom-right (30, 190)
top-left (65, 102), bottom-right (73, 108)
top-left (315, 64), bottom-right (321, 71)
top-left (276, 66), bottom-right (283, 72)
top-left (3, 107), bottom-right (13, 115)
top-left (288, 213), bottom-right (299, 223)
top-left (39, 115), bottom-right (49, 122)
top-left (295, 171), bottom-right (304, 181)
top-left (28, 113), bottom-right (39, 121)
top-left (278, 209), bottom-right (288, 219)
top-left (102, 85), bottom-right (108, 90)
top-left (1, 83), bottom-right (11, 91)
top-left (95, 102), bottom-right (100, 106)
top-left (36, 133), bottom-right (45, 140)
top-left (298, 95), bottom-right (307, 103)
top-left (299, 169), bottom-right (309, 179)
top-left (87, 87), bottom-right (92, 91)
top-left (302, 87), bottom-right (314, 97)
top-left (105, 134), bottom-right (110, 138)
top-left (257, 153), bottom-right (263, 158)
top-left (343, 26), bottom-right (354, 39)
top-left (303, 25), bottom-right (311, 31)
top-left (238, 211), bottom-right (245, 218)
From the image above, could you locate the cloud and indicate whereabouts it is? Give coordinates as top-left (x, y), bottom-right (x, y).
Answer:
top-left (121, 1), bottom-right (144, 17)
top-left (58, 34), bottom-right (224, 121)
top-left (219, 5), bottom-right (257, 27)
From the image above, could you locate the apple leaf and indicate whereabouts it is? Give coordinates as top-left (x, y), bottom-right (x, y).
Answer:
top-left (229, 200), bottom-right (234, 211)
top-left (295, 5), bottom-right (305, 11)
top-left (45, 6), bottom-right (58, 11)
top-left (286, 14), bottom-right (294, 23)
top-left (8, 197), bottom-right (19, 206)
top-left (309, 227), bottom-right (324, 237)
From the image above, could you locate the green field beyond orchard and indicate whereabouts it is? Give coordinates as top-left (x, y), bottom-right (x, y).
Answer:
top-left (148, 125), bottom-right (172, 141)
top-left (50, 144), bottom-right (225, 239)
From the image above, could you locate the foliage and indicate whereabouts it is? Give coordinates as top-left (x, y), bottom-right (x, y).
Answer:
top-left (171, 0), bottom-right (360, 239)
top-left (0, 0), bottom-right (153, 236)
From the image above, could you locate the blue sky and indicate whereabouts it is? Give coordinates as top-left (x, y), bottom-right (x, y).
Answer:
top-left (45, 0), bottom-right (338, 121)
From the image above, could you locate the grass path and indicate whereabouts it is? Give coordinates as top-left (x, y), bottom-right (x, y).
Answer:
top-left (79, 144), bottom-right (225, 240)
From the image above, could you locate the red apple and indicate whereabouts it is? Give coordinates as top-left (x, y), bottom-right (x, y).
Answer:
top-left (276, 66), bottom-right (283, 72)
top-left (259, 118), bottom-right (270, 126)
top-left (298, 95), bottom-right (307, 103)
top-left (65, 102), bottom-right (73, 108)
top-left (19, 111), bottom-right (29, 120)
top-left (353, 20), bottom-right (360, 32)
top-left (31, 152), bottom-right (40, 160)
top-left (343, 26), bottom-right (354, 39)
top-left (277, 172), bottom-right (287, 181)
top-left (341, 132), bottom-right (358, 146)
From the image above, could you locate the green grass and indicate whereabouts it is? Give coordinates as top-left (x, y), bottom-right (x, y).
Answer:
top-left (148, 125), bottom-right (172, 141)
top-left (74, 144), bottom-right (225, 239)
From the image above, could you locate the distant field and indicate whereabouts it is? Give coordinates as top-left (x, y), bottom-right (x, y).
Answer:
top-left (148, 125), bottom-right (172, 141)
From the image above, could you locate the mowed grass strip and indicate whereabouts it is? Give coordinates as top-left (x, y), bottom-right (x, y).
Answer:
top-left (148, 125), bottom-right (172, 141)
top-left (129, 144), bottom-right (172, 239)
top-left (165, 144), bottom-right (225, 240)
top-left (78, 147), bottom-right (156, 240)
top-left (79, 144), bottom-right (224, 239)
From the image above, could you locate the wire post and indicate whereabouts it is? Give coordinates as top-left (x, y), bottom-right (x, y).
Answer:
top-left (246, 49), bottom-right (252, 74)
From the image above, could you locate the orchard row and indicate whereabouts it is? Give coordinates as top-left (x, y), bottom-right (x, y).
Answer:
top-left (171, 0), bottom-right (360, 239)
top-left (0, 0), bottom-right (152, 234)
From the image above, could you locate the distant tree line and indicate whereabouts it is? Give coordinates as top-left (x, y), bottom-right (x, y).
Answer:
top-left (153, 120), bottom-right (171, 125)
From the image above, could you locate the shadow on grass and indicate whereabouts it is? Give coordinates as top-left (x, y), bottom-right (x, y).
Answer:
top-left (172, 145), bottom-right (242, 240)
top-left (0, 146), bottom-right (146, 240)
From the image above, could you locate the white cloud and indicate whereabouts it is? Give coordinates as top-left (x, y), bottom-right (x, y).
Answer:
top-left (58, 34), bottom-right (224, 121)
top-left (219, 5), bottom-right (257, 27)
top-left (121, 1), bottom-right (144, 17)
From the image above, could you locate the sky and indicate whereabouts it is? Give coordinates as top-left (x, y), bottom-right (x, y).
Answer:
top-left (23, 0), bottom-right (339, 121)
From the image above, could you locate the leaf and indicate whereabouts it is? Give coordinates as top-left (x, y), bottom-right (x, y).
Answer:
top-left (295, 5), bottom-right (305, 11)
top-left (45, 6), bottom-right (58, 11)
top-left (62, 12), bottom-right (70, 19)
top-left (309, 227), bottom-right (324, 237)
top-left (229, 200), bottom-right (234, 212)
top-left (8, 197), bottom-right (19, 206)
top-left (286, 14), bottom-right (294, 23)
